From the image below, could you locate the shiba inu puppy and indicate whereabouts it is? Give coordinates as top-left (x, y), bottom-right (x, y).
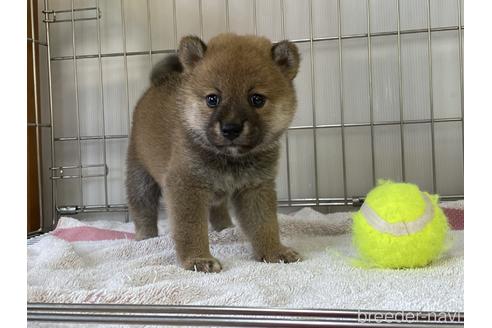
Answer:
top-left (127, 33), bottom-right (301, 272)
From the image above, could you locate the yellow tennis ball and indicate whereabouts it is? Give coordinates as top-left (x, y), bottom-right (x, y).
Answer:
top-left (352, 180), bottom-right (449, 269)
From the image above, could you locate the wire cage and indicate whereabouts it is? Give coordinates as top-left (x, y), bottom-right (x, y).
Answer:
top-left (27, 0), bottom-right (464, 326)
top-left (30, 0), bottom-right (464, 234)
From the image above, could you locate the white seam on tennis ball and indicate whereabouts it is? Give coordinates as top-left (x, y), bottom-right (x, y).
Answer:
top-left (360, 192), bottom-right (434, 236)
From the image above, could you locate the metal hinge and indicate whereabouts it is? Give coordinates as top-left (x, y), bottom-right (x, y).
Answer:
top-left (351, 197), bottom-right (365, 207)
top-left (56, 206), bottom-right (79, 215)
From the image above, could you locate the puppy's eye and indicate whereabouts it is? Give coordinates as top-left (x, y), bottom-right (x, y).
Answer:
top-left (249, 94), bottom-right (266, 108)
top-left (206, 94), bottom-right (220, 108)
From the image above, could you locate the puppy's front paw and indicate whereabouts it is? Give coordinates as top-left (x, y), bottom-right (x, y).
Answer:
top-left (182, 257), bottom-right (223, 273)
top-left (257, 246), bottom-right (302, 264)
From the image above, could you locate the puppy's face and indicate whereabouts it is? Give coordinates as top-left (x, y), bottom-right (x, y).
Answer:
top-left (178, 34), bottom-right (300, 156)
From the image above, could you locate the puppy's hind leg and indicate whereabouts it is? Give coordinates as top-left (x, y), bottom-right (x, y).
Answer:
top-left (126, 156), bottom-right (161, 241)
top-left (209, 198), bottom-right (233, 232)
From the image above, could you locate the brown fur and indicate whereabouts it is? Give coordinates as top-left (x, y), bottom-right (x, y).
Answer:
top-left (127, 33), bottom-right (301, 272)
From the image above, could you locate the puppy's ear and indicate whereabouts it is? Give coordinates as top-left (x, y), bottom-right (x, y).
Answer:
top-left (178, 35), bottom-right (207, 71)
top-left (271, 41), bottom-right (300, 80)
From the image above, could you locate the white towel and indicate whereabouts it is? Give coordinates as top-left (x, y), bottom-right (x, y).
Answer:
top-left (27, 206), bottom-right (463, 313)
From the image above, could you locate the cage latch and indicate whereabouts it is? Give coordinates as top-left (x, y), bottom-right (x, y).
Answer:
top-left (42, 7), bottom-right (101, 23)
top-left (50, 164), bottom-right (108, 180)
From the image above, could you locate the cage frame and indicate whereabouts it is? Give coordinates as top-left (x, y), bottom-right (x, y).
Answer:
top-left (27, 302), bottom-right (464, 327)
top-left (29, 0), bottom-right (464, 229)
top-left (27, 0), bottom-right (464, 326)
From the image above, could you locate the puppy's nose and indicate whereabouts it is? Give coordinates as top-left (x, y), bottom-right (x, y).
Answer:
top-left (221, 123), bottom-right (243, 141)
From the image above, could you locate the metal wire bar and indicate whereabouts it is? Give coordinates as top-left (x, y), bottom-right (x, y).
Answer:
top-left (51, 174), bottom-right (107, 180)
top-left (30, 312), bottom-right (336, 325)
top-left (50, 6), bottom-right (98, 14)
top-left (50, 164), bottom-right (107, 170)
top-left (26, 304), bottom-right (464, 326)
top-left (54, 134), bottom-right (128, 141)
top-left (279, 0), bottom-right (292, 206)
top-left (120, 0), bottom-right (131, 223)
top-left (70, 0), bottom-right (85, 213)
top-left (27, 303), bottom-right (464, 327)
top-left (96, 0), bottom-right (109, 212)
top-left (277, 194), bottom-right (464, 207)
top-left (366, 0), bottom-right (376, 187)
top-left (199, 0), bottom-right (204, 39)
top-left (48, 25), bottom-right (464, 62)
top-left (457, 0), bottom-right (464, 156)
top-left (54, 190), bottom-right (465, 215)
top-left (27, 229), bottom-right (47, 239)
top-left (288, 117), bottom-right (463, 130)
top-left (119, 0), bottom-right (131, 139)
top-left (26, 313), bottom-right (462, 327)
top-left (337, 0), bottom-right (348, 205)
top-left (396, 0), bottom-right (406, 181)
top-left (46, 17), bottom-right (99, 23)
top-left (426, 0), bottom-right (437, 193)
top-left (43, 0), bottom-right (57, 227)
top-left (173, 0), bottom-right (178, 51)
top-left (27, 37), bottom-right (48, 46)
top-left (279, 195), bottom-right (464, 203)
top-left (28, 123), bottom-right (51, 127)
top-left (26, 303), bottom-right (464, 321)
top-left (252, 0), bottom-right (257, 35)
top-left (50, 49), bottom-right (176, 61)
top-left (29, 0), bottom-right (45, 233)
top-left (51, 118), bottom-right (462, 143)
top-left (308, 0), bottom-right (320, 206)
top-left (147, 0), bottom-right (153, 67)
top-left (225, 0), bottom-right (230, 32)
top-left (289, 25), bottom-right (464, 43)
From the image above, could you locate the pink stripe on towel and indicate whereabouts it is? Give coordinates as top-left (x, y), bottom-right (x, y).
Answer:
top-left (443, 208), bottom-right (464, 230)
top-left (51, 226), bottom-right (135, 242)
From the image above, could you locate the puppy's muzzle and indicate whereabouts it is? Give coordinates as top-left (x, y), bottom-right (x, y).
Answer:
top-left (221, 122), bottom-right (243, 141)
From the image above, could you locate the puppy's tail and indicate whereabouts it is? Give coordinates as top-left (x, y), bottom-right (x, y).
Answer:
top-left (150, 54), bottom-right (183, 87)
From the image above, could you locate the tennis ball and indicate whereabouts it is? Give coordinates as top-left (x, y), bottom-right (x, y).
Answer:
top-left (352, 180), bottom-right (449, 269)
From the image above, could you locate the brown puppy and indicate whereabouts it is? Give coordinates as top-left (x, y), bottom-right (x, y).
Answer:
top-left (127, 33), bottom-right (301, 272)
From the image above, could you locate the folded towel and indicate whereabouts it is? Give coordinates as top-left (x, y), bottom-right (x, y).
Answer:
top-left (27, 204), bottom-right (463, 312)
